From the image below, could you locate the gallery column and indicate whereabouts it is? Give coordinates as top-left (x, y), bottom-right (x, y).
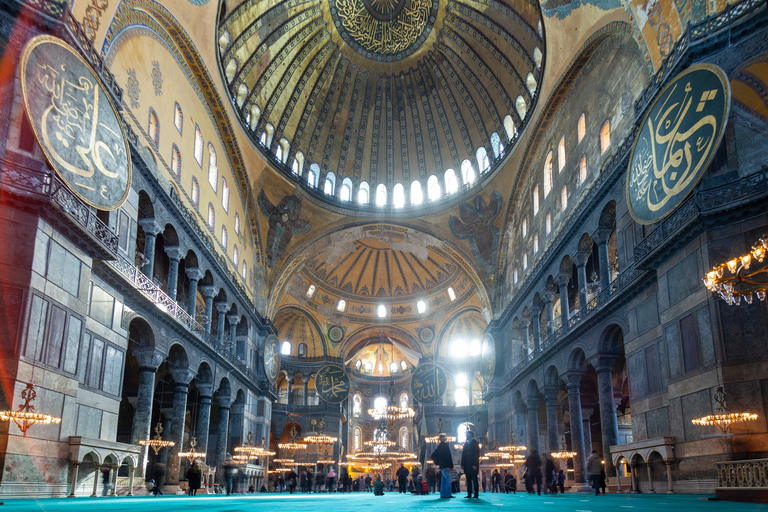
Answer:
top-left (594, 227), bottom-right (613, 291)
top-left (130, 347), bottom-right (164, 477)
top-left (544, 385), bottom-right (560, 459)
top-left (166, 368), bottom-right (196, 487)
top-left (216, 302), bottom-right (228, 346)
top-left (216, 395), bottom-right (232, 470)
top-left (200, 285), bottom-right (216, 333)
top-left (596, 356), bottom-right (620, 476)
top-left (556, 273), bottom-right (570, 331)
top-left (573, 251), bottom-right (590, 312)
top-left (164, 246), bottom-right (184, 301)
top-left (185, 268), bottom-right (204, 317)
top-left (196, 383), bottom-right (214, 455)
top-left (543, 291), bottom-right (556, 337)
top-left (566, 370), bottom-right (587, 485)
top-left (526, 396), bottom-right (540, 455)
top-left (138, 219), bottom-right (162, 279)
top-left (530, 304), bottom-right (542, 352)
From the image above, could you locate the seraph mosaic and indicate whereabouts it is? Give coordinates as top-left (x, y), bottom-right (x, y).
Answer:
top-left (449, 191), bottom-right (502, 275)
top-left (258, 190), bottom-right (311, 268)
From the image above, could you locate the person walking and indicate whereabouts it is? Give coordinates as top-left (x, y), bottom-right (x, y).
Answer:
top-left (223, 460), bottom-right (237, 496)
top-left (425, 464), bottom-right (438, 494)
top-left (482, 471), bottom-right (487, 492)
top-left (557, 469), bottom-right (565, 494)
top-left (600, 467), bottom-right (607, 494)
top-left (545, 457), bottom-right (556, 494)
top-left (327, 468), bottom-right (336, 493)
top-left (430, 434), bottom-right (455, 498)
top-left (525, 450), bottom-right (543, 495)
top-left (587, 450), bottom-right (602, 496)
top-left (491, 469), bottom-right (501, 492)
top-left (186, 462), bottom-right (202, 496)
top-left (460, 430), bottom-right (480, 499)
top-left (396, 463), bottom-right (409, 494)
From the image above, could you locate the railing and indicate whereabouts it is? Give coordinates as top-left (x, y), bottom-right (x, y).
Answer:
top-left (716, 458), bottom-right (768, 488)
top-left (281, 355), bottom-right (344, 364)
top-left (690, 0), bottom-right (766, 39)
top-left (105, 253), bottom-right (263, 386)
top-left (0, 158), bottom-right (118, 254)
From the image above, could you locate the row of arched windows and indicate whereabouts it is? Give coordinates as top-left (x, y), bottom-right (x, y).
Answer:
top-left (280, 341), bottom-right (308, 356)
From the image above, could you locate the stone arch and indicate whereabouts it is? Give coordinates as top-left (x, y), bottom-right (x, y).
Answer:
top-left (128, 316), bottom-right (155, 348)
top-left (167, 343), bottom-right (190, 370)
top-left (598, 323), bottom-right (625, 355)
top-left (544, 365), bottom-right (560, 387)
top-left (559, 255), bottom-right (572, 273)
top-left (526, 378), bottom-right (540, 400)
top-left (577, 232), bottom-right (593, 253)
top-left (598, 200), bottom-right (616, 229)
top-left (567, 347), bottom-right (587, 372)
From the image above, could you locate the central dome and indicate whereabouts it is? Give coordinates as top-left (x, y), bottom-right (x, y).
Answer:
top-left (218, 0), bottom-right (545, 213)
top-left (330, 0), bottom-right (438, 61)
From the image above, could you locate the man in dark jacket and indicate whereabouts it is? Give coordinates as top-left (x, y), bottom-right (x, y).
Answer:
top-left (430, 434), bottom-right (454, 498)
top-left (526, 450), bottom-right (543, 495)
top-left (460, 430), bottom-right (481, 499)
top-left (395, 463), bottom-right (410, 493)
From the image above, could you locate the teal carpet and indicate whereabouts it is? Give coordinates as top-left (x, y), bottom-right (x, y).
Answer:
top-left (3, 492), bottom-right (767, 512)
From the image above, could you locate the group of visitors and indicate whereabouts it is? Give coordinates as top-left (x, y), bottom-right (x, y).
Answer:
top-left (481, 468), bottom-right (517, 493)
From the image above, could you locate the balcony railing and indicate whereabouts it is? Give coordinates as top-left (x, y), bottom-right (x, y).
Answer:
top-left (105, 253), bottom-right (263, 386)
top-left (716, 458), bottom-right (768, 488)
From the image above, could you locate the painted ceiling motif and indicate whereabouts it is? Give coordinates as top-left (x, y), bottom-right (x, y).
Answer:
top-left (218, 0), bottom-right (545, 210)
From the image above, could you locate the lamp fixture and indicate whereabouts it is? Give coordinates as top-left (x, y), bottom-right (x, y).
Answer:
top-left (234, 431), bottom-right (275, 460)
top-left (367, 380), bottom-right (415, 431)
top-left (139, 421), bottom-right (175, 455)
top-left (498, 430), bottom-right (526, 454)
top-left (692, 386), bottom-right (758, 434)
top-left (0, 383), bottom-right (61, 436)
top-left (278, 423), bottom-right (305, 455)
top-left (177, 436), bottom-right (206, 463)
top-left (424, 418), bottom-right (457, 444)
top-left (703, 234), bottom-right (768, 305)
top-left (551, 438), bottom-right (577, 460)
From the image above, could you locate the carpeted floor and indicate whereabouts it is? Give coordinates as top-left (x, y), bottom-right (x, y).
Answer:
top-left (3, 492), bottom-right (768, 512)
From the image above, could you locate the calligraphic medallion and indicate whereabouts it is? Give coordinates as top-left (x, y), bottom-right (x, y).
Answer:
top-left (263, 334), bottom-right (281, 384)
top-left (626, 63), bottom-right (730, 224)
top-left (480, 334), bottom-right (496, 384)
top-left (329, 0), bottom-right (438, 62)
top-left (315, 364), bottom-right (351, 404)
top-left (20, 36), bottom-right (131, 211)
top-left (410, 361), bottom-right (447, 405)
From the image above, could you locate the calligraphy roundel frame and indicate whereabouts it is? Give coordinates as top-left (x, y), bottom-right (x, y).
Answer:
top-left (410, 361), bottom-right (448, 405)
top-left (263, 334), bottom-right (281, 385)
top-left (626, 63), bottom-right (730, 225)
top-left (20, 35), bottom-right (132, 211)
top-left (315, 364), bottom-right (351, 404)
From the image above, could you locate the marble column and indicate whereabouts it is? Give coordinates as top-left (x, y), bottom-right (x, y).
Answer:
top-left (544, 386), bottom-right (560, 460)
top-left (594, 227), bottom-right (613, 291)
top-left (573, 251), bottom-right (590, 312)
top-left (69, 462), bottom-right (80, 497)
top-left (196, 383), bottom-right (214, 456)
top-left (514, 402), bottom-right (527, 448)
top-left (128, 466), bottom-right (135, 496)
top-left (286, 380), bottom-right (293, 405)
top-left (582, 411), bottom-right (592, 454)
top-left (166, 368), bottom-right (196, 487)
top-left (230, 401), bottom-right (245, 449)
top-left (665, 459), bottom-right (675, 493)
top-left (109, 464), bottom-right (118, 496)
top-left (130, 348), bottom-right (164, 477)
top-left (164, 246), bottom-right (184, 301)
top-left (216, 302), bottom-right (229, 346)
top-left (543, 292), bottom-right (556, 337)
top-left (530, 304), bottom-right (542, 352)
top-left (200, 285), bottom-right (216, 334)
top-left (647, 463), bottom-right (655, 493)
top-left (526, 396), bottom-right (540, 455)
top-left (303, 378), bottom-right (309, 406)
top-left (216, 396), bottom-right (232, 472)
top-left (138, 219), bottom-right (162, 279)
top-left (630, 463), bottom-right (638, 492)
top-left (566, 371), bottom-right (587, 485)
top-left (556, 273), bottom-right (570, 331)
top-left (521, 317), bottom-right (531, 357)
top-left (227, 314), bottom-right (239, 353)
top-left (185, 268), bottom-right (204, 317)
top-left (91, 464), bottom-right (101, 497)
top-left (596, 357), bottom-right (620, 475)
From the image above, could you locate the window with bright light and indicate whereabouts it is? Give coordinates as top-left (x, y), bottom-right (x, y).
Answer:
top-left (390, 362), bottom-right (398, 373)
top-left (400, 393), bottom-right (408, 408)
top-left (275, 145), bottom-right (283, 163)
top-left (174, 102), bottom-right (183, 134)
top-left (600, 120), bottom-right (611, 155)
top-left (523, 252), bottom-right (528, 270)
top-left (148, 108), bottom-right (159, 147)
top-left (324, 172), bottom-right (336, 196)
top-left (233, 245), bottom-right (239, 266)
top-left (448, 287), bottom-right (456, 301)
top-left (533, 233), bottom-right (539, 254)
top-left (354, 426), bottom-right (362, 448)
top-left (417, 300), bottom-right (426, 314)
top-left (308, 163), bottom-right (320, 188)
top-left (234, 213), bottom-right (240, 234)
top-left (250, 104), bottom-right (261, 130)
top-left (516, 96), bottom-right (527, 120)
top-left (292, 159), bottom-right (300, 176)
top-left (359, 181), bottom-right (370, 204)
top-left (393, 183), bottom-right (405, 208)
top-left (191, 178), bottom-right (200, 208)
top-left (208, 143), bottom-right (217, 192)
top-left (577, 113), bottom-right (586, 143)
top-left (544, 151), bottom-right (553, 197)
top-left (526, 72), bottom-right (537, 95)
top-left (504, 115), bottom-right (516, 141)
top-left (546, 213), bottom-right (551, 235)
top-left (411, 181), bottom-right (423, 205)
top-left (401, 360), bottom-right (407, 371)
top-left (207, 203), bottom-right (215, 229)
top-left (221, 226), bottom-right (227, 249)
top-left (451, 339), bottom-right (467, 358)
top-left (533, 185), bottom-right (539, 215)
top-left (513, 268), bottom-right (518, 285)
top-left (427, 175), bottom-right (440, 201)
top-left (455, 389), bottom-right (470, 407)
top-left (456, 372), bottom-right (468, 386)
top-left (579, 155), bottom-right (587, 184)
top-left (222, 178), bottom-right (229, 212)
top-left (558, 137), bottom-right (566, 172)
top-left (171, 144), bottom-right (181, 180)
top-left (376, 184), bottom-right (387, 206)
top-left (400, 427), bottom-right (409, 449)
top-left (373, 396), bottom-right (388, 410)
top-left (491, 132), bottom-right (502, 159)
top-left (340, 178), bottom-right (353, 201)
top-left (476, 147), bottom-right (490, 173)
top-left (306, 284), bottom-right (316, 298)
top-left (377, 304), bottom-right (386, 318)
top-left (561, 185), bottom-right (568, 211)
top-left (281, 341), bottom-right (292, 355)
top-left (365, 362), bottom-right (373, 373)
top-left (194, 125), bottom-right (203, 167)
top-left (470, 340), bottom-right (481, 357)
top-left (337, 299), bottom-right (346, 312)
top-left (461, 159), bottom-right (475, 185)
top-left (522, 219), bottom-right (527, 238)
top-left (298, 343), bottom-right (307, 356)
top-left (355, 360), bottom-right (362, 371)
top-left (458, 422), bottom-right (472, 442)
top-left (445, 169), bottom-right (458, 194)
top-left (242, 262), bottom-right (247, 281)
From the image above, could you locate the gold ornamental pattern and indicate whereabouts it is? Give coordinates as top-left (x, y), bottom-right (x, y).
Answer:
top-left (332, 0), bottom-right (434, 58)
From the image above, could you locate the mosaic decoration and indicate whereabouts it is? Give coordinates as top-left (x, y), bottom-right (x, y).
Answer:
top-left (330, 0), bottom-right (438, 61)
top-left (449, 191), bottom-right (502, 275)
top-left (263, 334), bottom-right (281, 384)
top-left (315, 364), bottom-right (351, 404)
top-left (328, 325), bottom-right (345, 345)
top-left (540, 0), bottom-right (622, 20)
top-left (21, 36), bottom-right (131, 211)
top-left (411, 362), bottom-right (448, 405)
top-left (82, 0), bottom-right (110, 42)
top-left (417, 326), bottom-right (435, 345)
top-left (125, 68), bottom-right (140, 108)
top-left (363, 387), bottom-right (373, 397)
top-left (151, 60), bottom-right (163, 95)
top-left (258, 190), bottom-right (311, 268)
top-left (627, 64), bottom-right (730, 224)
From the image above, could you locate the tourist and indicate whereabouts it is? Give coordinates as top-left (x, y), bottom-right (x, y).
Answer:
top-left (186, 461), bottom-right (202, 496)
top-left (223, 460), bottom-right (238, 496)
top-left (373, 474), bottom-right (385, 496)
top-left (545, 457), bottom-right (556, 494)
top-left (149, 479), bottom-right (163, 496)
top-left (557, 469), bottom-right (565, 494)
top-left (587, 450), bottom-right (602, 496)
top-left (286, 468), bottom-right (298, 494)
top-left (430, 433), bottom-right (455, 499)
top-left (491, 469), bottom-right (501, 492)
top-left (505, 472), bottom-right (516, 494)
top-left (396, 463), bottom-right (409, 493)
top-left (600, 467), bottom-right (607, 494)
top-left (482, 471), bottom-right (487, 492)
top-left (425, 464), bottom-right (437, 494)
top-left (525, 450), bottom-right (543, 495)
top-left (327, 468), bottom-right (336, 492)
top-left (461, 430), bottom-right (480, 499)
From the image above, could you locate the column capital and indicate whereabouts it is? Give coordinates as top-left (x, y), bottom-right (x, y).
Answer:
top-left (565, 370), bottom-right (585, 390)
top-left (556, 272), bottom-right (571, 286)
top-left (133, 347), bottom-right (165, 371)
top-left (530, 303), bottom-right (542, 315)
top-left (170, 368), bottom-right (197, 387)
top-left (215, 301), bottom-right (230, 314)
top-left (514, 402), bottom-right (527, 415)
top-left (217, 395), bottom-right (232, 409)
top-left (227, 313), bottom-right (240, 324)
top-left (231, 403), bottom-right (245, 415)
top-left (199, 285), bottom-right (217, 298)
top-left (526, 396), bottom-right (540, 409)
top-left (138, 218), bottom-right (162, 236)
top-left (186, 267), bottom-right (205, 281)
top-left (543, 385), bottom-right (559, 403)
top-left (593, 227), bottom-right (613, 244)
top-left (197, 383), bottom-right (215, 398)
top-left (164, 245), bottom-right (185, 261)
top-left (543, 291), bottom-right (556, 303)
top-left (519, 316), bottom-right (531, 328)
top-left (572, 251), bottom-right (590, 267)
top-left (595, 355), bottom-right (618, 373)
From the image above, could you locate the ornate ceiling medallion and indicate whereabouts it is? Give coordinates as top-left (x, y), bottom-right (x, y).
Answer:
top-left (330, 0), bottom-right (438, 61)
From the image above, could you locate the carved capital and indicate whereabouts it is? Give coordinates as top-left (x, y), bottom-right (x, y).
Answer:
top-left (543, 385), bottom-right (559, 404)
top-left (215, 301), bottom-right (230, 314)
top-left (199, 285), bottom-right (216, 299)
top-left (133, 347), bottom-right (164, 371)
top-left (197, 383), bottom-right (215, 398)
top-left (564, 370), bottom-right (585, 390)
top-left (572, 251), bottom-right (590, 267)
top-left (595, 355), bottom-right (617, 374)
top-left (526, 396), bottom-right (540, 409)
top-left (556, 272), bottom-right (571, 287)
top-left (186, 267), bottom-right (205, 281)
top-left (170, 368), bottom-right (197, 387)
top-left (164, 246), bottom-right (185, 261)
top-left (543, 291), bottom-right (556, 303)
top-left (227, 314), bottom-right (240, 324)
top-left (138, 218), bottom-right (162, 236)
top-left (530, 303), bottom-right (542, 315)
top-left (593, 227), bottom-right (613, 245)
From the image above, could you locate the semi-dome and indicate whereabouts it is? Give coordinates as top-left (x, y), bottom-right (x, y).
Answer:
top-left (218, 0), bottom-right (545, 213)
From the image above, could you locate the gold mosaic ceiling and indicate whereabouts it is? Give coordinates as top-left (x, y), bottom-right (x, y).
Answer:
top-left (218, 0), bottom-right (544, 210)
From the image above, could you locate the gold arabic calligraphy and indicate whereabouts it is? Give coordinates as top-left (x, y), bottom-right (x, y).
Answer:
top-left (629, 75), bottom-right (722, 217)
top-left (335, 0), bottom-right (430, 55)
top-left (411, 363), bottom-right (445, 403)
top-left (317, 366), bottom-right (350, 402)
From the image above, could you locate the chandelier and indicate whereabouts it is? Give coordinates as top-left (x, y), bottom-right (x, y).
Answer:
top-left (703, 234), bottom-right (768, 305)
top-left (424, 418), bottom-right (456, 443)
top-left (498, 430), bottom-right (526, 454)
top-left (234, 431), bottom-right (275, 460)
top-left (278, 423), bottom-right (305, 456)
top-left (367, 380), bottom-right (415, 430)
top-left (0, 383), bottom-right (61, 435)
top-left (351, 422), bottom-right (416, 466)
top-left (692, 386), bottom-right (758, 434)
top-left (139, 421), bottom-right (175, 455)
top-left (177, 436), bottom-right (206, 463)
top-left (551, 438), bottom-right (576, 459)
top-left (302, 418), bottom-right (337, 458)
